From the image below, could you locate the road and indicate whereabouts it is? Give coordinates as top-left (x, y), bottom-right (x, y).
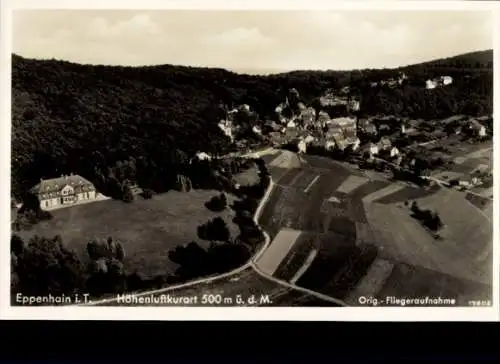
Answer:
top-left (86, 148), bottom-right (347, 307)
top-left (372, 156), bottom-right (493, 201)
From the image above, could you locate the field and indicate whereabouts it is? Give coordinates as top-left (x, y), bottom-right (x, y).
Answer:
top-left (376, 263), bottom-right (491, 305)
top-left (234, 164), bottom-right (260, 186)
top-left (16, 190), bottom-right (240, 279)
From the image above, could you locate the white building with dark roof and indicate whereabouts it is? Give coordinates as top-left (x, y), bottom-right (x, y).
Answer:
top-left (31, 174), bottom-right (98, 210)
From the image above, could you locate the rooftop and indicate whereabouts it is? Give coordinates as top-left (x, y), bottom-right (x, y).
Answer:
top-left (31, 174), bottom-right (95, 195)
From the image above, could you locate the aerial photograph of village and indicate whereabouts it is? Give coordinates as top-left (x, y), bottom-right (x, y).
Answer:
top-left (8, 8), bottom-right (494, 308)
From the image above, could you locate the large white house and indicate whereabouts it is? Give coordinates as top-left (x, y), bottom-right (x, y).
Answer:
top-left (31, 174), bottom-right (97, 210)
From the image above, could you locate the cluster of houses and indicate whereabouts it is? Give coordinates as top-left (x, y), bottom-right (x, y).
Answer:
top-left (366, 72), bottom-right (453, 91)
top-left (425, 76), bottom-right (453, 89)
top-left (370, 72), bottom-right (408, 88)
top-left (319, 90), bottom-right (360, 112)
top-left (442, 115), bottom-right (489, 138)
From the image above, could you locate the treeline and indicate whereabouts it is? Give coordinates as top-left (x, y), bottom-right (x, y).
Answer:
top-left (358, 73), bottom-right (492, 120)
top-left (11, 50), bottom-right (492, 199)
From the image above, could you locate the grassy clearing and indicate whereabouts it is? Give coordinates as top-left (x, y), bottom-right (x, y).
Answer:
top-left (16, 190), bottom-right (240, 279)
top-left (234, 165), bottom-right (260, 186)
top-left (465, 192), bottom-right (492, 210)
top-left (415, 189), bottom-right (492, 258)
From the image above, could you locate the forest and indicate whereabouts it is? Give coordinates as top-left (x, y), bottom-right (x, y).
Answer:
top-left (11, 50), bottom-right (493, 199)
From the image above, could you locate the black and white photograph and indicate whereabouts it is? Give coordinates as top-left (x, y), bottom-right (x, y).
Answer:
top-left (1, 0), bottom-right (498, 320)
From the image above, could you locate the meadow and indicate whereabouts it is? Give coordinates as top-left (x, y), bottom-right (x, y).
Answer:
top-left (16, 190), bottom-right (240, 279)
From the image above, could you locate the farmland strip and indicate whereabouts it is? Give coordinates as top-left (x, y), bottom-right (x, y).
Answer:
top-left (336, 175), bottom-right (369, 194)
top-left (290, 249), bottom-right (319, 284)
top-left (254, 228), bottom-right (302, 275)
top-left (273, 236), bottom-right (315, 281)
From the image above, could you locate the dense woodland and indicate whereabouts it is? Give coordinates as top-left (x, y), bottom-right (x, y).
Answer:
top-left (12, 50), bottom-right (492, 200)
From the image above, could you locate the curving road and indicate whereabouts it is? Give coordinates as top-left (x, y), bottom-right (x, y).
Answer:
top-left (85, 149), bottom-right (347, 307)
top-left (86, 148), bottom-right (493, 307)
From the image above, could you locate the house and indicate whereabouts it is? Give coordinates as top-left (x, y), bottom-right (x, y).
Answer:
top-left (426, 79), bottom-right (438, 89)
top-left (348, 99), bottom-right (360, 112)
top-left (275, 103), bottom-right (286, 113)
top-left (265, 120), bottom-right (282, 132)
top-left (195, 152), bottom-right (212, 161)
top-left (325, 124), bottom-right (343, 140)
top-left (390, 146), bottom-right (400, 158)
top-left (31, 174), bottom-right (97, 211)
top-left (362, 143), bottom-right (379, 158)
top-left (350, 137), bottom-right (361, 151)
top-left (218, 119), bottom-right (234, 141)
top-left (377, 136), bottom-right (392, 151)
top-left (325, 140), bottom-right (336, 151)
top-left (330, 117), bottom-right (357, 130)
top-left (398, 72), bottom-right (408, 85)
top-left (297, 139), bottom-right (307, 154)
top-left (441, 76), bottom-right (453, 86)
top-left (334, 134), bottom-right (350, 151)
top-left (401, 122), bottom-right (417, 135)
top-left (458, 176), bottom-right (481, 188)
top-left (269, 132), bottom-right (284, 146)
top-left (286, 120), bottom-right (297, 128)
top-left (317, 111), bottom-right (331, 127)
top-left (359, 119), bottom-right (378, 135)
top-left (369, 143), bottom-right (379, 155)
top-left (299, 107), bottom-right (316, 126)
top-left (387, 79), bottom-right (399, 88)
top-left (285, 127), bottom-right (299, 140)
top-left (239, 104), bottom-right (251, 113)
top-left (252, 125), bottom-right (262, 135)
top-left (304, 135), bottom-right (316, 144)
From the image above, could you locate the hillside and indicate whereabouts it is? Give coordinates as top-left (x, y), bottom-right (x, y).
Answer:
top-left (11, 50), bottom-right (493, 198)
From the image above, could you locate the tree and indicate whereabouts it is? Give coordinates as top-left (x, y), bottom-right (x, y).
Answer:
top-left (205, 193), bottom-right (227, 212)
top-left (86, 237), bottom-right (125, 262)
top-left (141, 188), bottom-right (154, 199)
top-left (12, 235), bottom-right (85, 297)
top-left (122, 184), bottom-right (134, 203)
